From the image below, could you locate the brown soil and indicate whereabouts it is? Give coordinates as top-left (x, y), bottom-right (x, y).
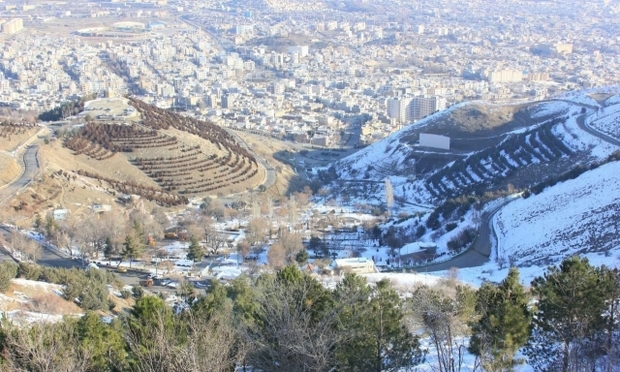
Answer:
top-left (0, 156), bottom-right (21, 187)
top-left (0, 127), bottom-right (39, 152)
top-left (234, 131), bottom-right (305, 196)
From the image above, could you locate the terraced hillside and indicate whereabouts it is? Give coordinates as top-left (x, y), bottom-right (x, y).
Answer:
top-left (332, 98), bottom-right (616, 206)
top-left (425, 116), bottom-right (572, 199)
top-left (60, 98), bottom-right (264, 204)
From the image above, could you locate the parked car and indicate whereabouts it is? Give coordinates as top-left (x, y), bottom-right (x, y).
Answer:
top-left (160, 279), bottom-right (171, 286)
top-left (166, 281), bottom-right (178, 289)
top-left (193, 281), bottom-right (208, 288)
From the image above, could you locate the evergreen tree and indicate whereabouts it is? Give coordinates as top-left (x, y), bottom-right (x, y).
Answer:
top-left (469, 267), bottom-right (532, 372)
top-left (122, 235), bottom-right (142, 269)
top-left (33, 213), bottom-right (42, 232)
top-left (76, 312), bottom-right (127, 370)
top-left (525, 256), bottom-right (608, 372)
top-left (295, 249), bottom-right (309, 265)
top-left (103, 236), bottom-right (115, 264)
top-left (186, 235), bottom-right (205, 264)
top-left (335, 274), bottom-right (424, 371)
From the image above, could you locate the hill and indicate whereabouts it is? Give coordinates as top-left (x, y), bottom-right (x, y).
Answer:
top-left (494, 160), bottom-right (620, 268)
top-left (46, 98), bottom-right (266, 206)
top-left (333, 95), bottom-right (618, 206)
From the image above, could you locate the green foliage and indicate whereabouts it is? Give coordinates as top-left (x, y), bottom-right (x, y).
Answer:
top-left (526, 256), bottom-right (610, 371)
top-left (120, 289), bottom-right (132, 299)
top-left (186, 235), bottom-right (205, 263)
top-left (38, 94), bottom-right (96, 121)
top-left (132, 285), bottom-right (144, 299)
top-left (122, 234), bottom-right (143, 269)
top-left (18, 262), bottom-right (42, 280)
top-left (0, 262), bottom-right (18, 293)
top-left (193, 280), bottom-right (231, 318)
top-left (77, 312), bottom-right (127, 371)
top-left (335, 274), bottom-right (424, 371)
top-left (469, 268), bottom-right (532, 371)
top-left (227, 276), bottom-right (259, 325)
top-left (295, 249), bottom-right (309, 264)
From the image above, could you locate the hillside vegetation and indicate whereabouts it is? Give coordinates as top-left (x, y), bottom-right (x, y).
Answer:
top-left (52, 98), bottom-right (265, 205)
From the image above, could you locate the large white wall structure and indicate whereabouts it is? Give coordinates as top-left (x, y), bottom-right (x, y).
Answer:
top-left (419, 133), bottom-right (450, 150)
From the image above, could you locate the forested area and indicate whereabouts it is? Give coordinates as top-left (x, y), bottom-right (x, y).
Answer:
top-left (0, 258), bottom-right (619, 372)
top-left (38, 94), bottom-right (97, 122)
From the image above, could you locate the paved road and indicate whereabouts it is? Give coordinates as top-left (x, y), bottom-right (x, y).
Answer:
top-left (0, 145), bottom-right (40, 206)
top-left (411, 199), bottom-right (513, 272)
top-left (226, 129), bottom-right (277, 191)
top-left (576, 113), bottom-right (620, 147)
top-left (417, 103), bottom-right (620, 273)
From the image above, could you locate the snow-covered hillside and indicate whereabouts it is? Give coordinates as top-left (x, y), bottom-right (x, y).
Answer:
top-left (333, 95), bottom-right (617, 207)
top-left (494, 161), bottom-right (620, 267)
top-left (587, 94), bottom-right (620, 140)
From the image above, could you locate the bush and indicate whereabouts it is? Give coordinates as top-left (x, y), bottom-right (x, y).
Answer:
top-left (132, 286), bottom-right (144, 299)
top-left (445, 222), bottom-right (458, 232)
top-left (18, 262), bottom-right (42, 280)
top-left (120, 289), bottom-right (132, 299)
top-left (0, 262), bottom-right (18, 293)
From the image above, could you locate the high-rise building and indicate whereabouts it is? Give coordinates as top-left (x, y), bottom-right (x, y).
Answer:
top-left (386, 97), bottom-right (410, 123)
top-left (387, 96), bottom-right (445, 124)
top-left (2, 18), bottom-right (23, 35)
top-left (408, 96), bottom-right (442, 121)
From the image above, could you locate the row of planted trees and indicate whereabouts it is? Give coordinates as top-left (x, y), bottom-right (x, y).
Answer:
top-left (1, 257), bottom-right (619, 371)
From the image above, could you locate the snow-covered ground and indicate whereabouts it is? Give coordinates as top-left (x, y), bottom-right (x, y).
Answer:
top-left (587, 95), bottom-right (620, 140)
top-left (494, 160), bottom-right (620, 268)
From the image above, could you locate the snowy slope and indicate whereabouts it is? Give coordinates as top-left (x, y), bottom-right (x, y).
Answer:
top-left (587, 94), bottom-right (620, 140)
top-left (494, 161), bottom-right (620, 267)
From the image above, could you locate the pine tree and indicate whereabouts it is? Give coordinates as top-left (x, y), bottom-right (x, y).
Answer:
top-left (123, 235), bottom-right (142, 269)
top-left (469, 267), bottom-right (532, 372)
top-left (103, 236), bottom-right (115, 264)
top-left (335, 274), bottom-right (424, 371)
top-left (187, 235), bottom-right (205, 264)
top-left (525, 256), bottom-right (608, 372)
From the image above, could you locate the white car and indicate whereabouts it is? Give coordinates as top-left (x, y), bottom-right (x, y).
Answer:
top-left (166, 281), bottom-right (178, 288)
top-left (160, 279), bottom-right (171, 286)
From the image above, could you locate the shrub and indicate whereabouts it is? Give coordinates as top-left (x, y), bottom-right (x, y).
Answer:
top-left (445, 222), bottom-right (458, 232)
top-left (120, 289), bottom-right (132, 299)
top-left (132, 286), bottom-right (144, 299)
top-left (18, 262), bottom-right (42, 280)
top-left (0, 262), bottom-right (18, 293)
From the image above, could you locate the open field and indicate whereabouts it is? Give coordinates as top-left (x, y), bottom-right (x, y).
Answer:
top-left (0, 124), bottom-right (40, 153)
top-left (0, 156), bottom-right (21, 188)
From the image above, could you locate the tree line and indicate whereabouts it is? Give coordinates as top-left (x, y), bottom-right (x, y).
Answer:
top-left (38, 94), bottom-right (97, 122)
top-left (1, 257), bottom-right (619, 371)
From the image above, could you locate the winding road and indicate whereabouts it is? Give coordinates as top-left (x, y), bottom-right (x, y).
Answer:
top-left (0, 145), bottom-right (40, 207)
top-left (414, 99), bottom-right (620, 273)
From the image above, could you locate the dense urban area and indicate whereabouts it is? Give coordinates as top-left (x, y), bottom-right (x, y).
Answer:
top-left (0, 0), bottom-right (620, 371)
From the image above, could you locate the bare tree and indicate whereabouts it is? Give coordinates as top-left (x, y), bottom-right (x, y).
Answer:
top-left (203, 221), bottom-right (228, 255)
top-left (267, 241), bottom-right (287, 269)
top-left (126, 310), bottom-right (240, 372)
top-left (243, 277), bottom-right (348, 372)
top-left (410, 285), bottom-right (476, 372)
top-left (1, 321), bottom-right (93, 372)
top-left (245, 218), bottom-right (269, 246)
